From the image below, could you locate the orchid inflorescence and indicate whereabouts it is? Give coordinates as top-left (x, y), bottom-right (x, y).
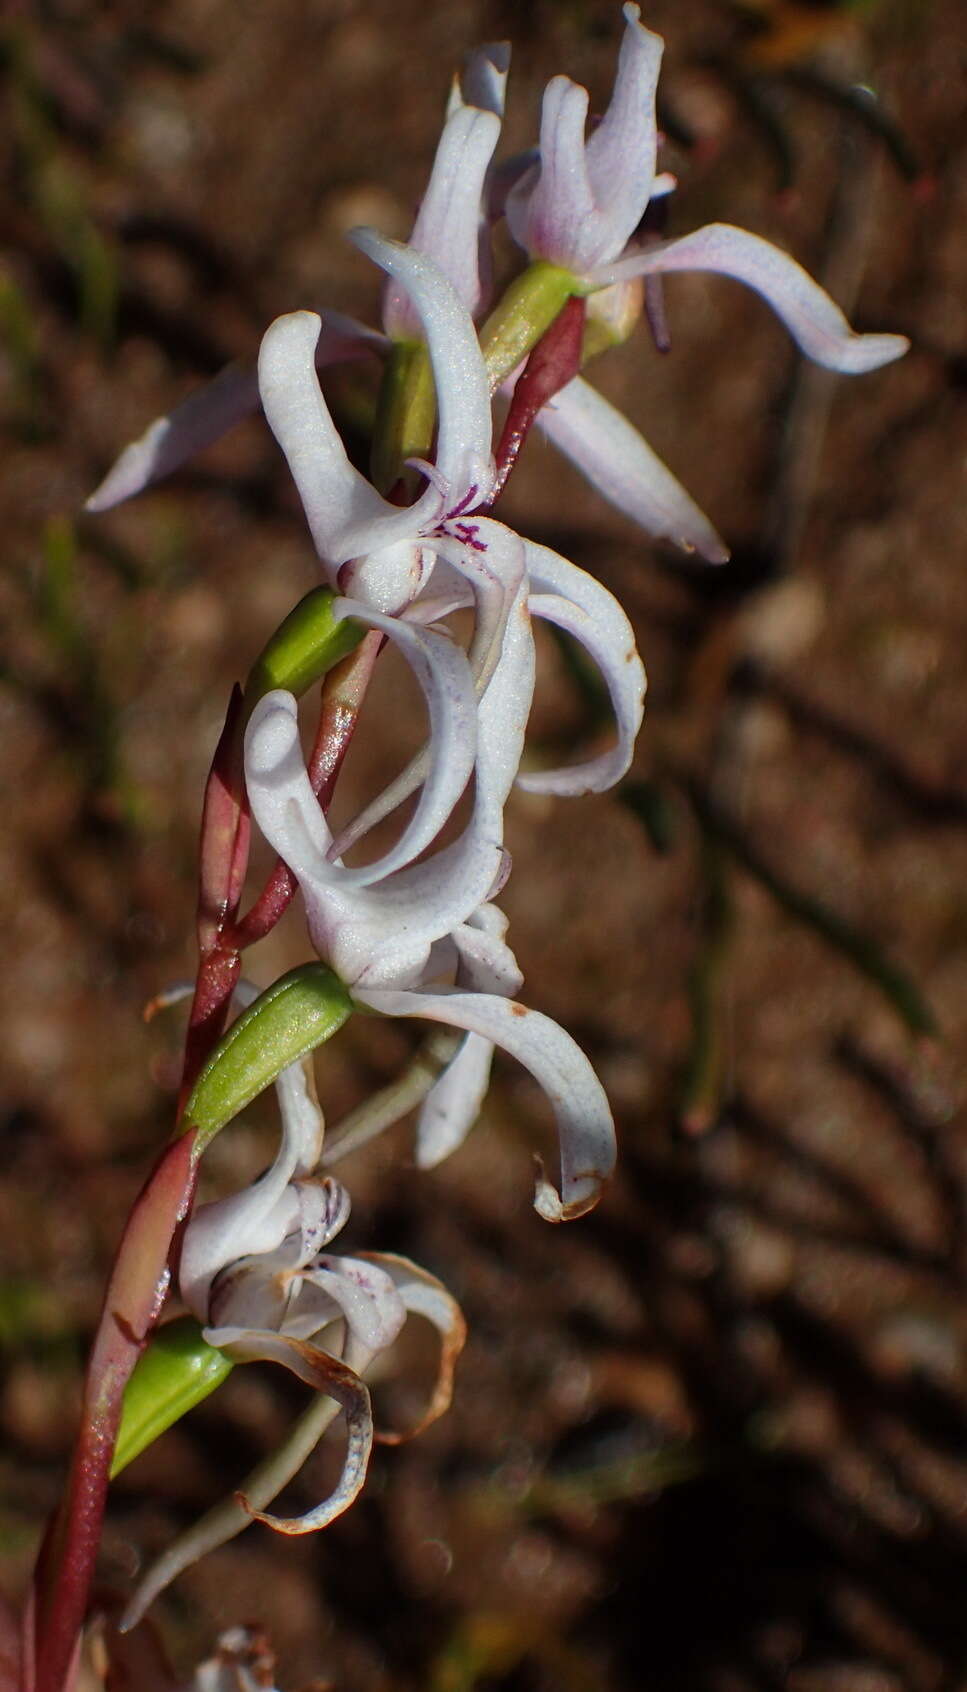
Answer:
top-left (40, 3), bottom-right (906, 1669)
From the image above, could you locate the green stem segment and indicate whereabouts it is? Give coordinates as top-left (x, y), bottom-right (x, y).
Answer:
top-left (370, 338), bottom-right (436, 496)
top-left (478, 261), bottom-right (581, 391)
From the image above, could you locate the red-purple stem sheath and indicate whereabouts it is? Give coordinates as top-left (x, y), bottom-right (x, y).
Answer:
top-left (33, 1132), bottom-right (199, 1692)
top-left (489, 295), bottom-right (586, 504)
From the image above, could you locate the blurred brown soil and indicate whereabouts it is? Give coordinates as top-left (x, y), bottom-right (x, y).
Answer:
top-left (1, 1), bottom-right (966, 1689)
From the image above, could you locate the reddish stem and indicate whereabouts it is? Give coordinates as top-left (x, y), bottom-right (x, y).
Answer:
top-left (36, 617), bottom-right (382, 1687)
top-left (196, 685), bottom-right (250, 958)
top-left (489, 294), bottom-right (586, 504)
top-left (177, 946), bottom-right (243, 1114)
top-left (33, 1133), bottom-right (199, 1692)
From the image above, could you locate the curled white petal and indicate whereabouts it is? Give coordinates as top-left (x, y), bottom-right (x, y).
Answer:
top-left (330, 599), bottom-right (478, 886)
top-left (357, 1252), bottom-right (467, 1440)
top-left (292, 1255), bottom-right (407, 1353)
top-left (258, 311), bottom-right (427, 573)
top-left (331, 518), bottom-right (525, 864)
top-left (204, 1328), bottom-right (374, 1535)
top-left (519, 539), bottom-right (646, 795)
top-left (247, 589), bottom-right (478, 896)
top-left (355, 986), bottom-right (616, 1220)
top-left (592, 223), bottom-right (910, 373)
top-left (414, 905), bottom-right (521, 1169)
top-left (535, 375), bottom-right (729, 561)
top-left (119, 1376), bottom-right (357, 1629)
top-left (352, 230), bottom-right (495, 511)
top-left (474, 564), bottom-right (536, 813)
top-left (245, 690), bottom-right (503, 987)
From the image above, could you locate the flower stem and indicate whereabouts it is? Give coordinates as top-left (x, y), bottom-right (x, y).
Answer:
top-left (32, 1132), bottom-right (199, 1692)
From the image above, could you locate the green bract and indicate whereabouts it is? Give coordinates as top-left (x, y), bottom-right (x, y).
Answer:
top-left (182, 964), bottom-right (353, 1152)
top-left (111, 1317), bottom-right (234, 1478)
top-left (478, 260), bottom-right (580, 390)
top-left (245, 586), bottom-right (365, 709)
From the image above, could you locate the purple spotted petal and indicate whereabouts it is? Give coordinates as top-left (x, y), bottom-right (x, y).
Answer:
top-left (292, 1255), bottom-right (407, 1353)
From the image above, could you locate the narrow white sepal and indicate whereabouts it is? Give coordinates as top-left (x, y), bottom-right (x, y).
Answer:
top-left (383, 106), bottom-right (502, 336)
top-left (592, 223), bottom-right (910, 373)
top-left (86, 312), bottom-right (383, 513)
top-left (535, 375), bottom-right (729, 561)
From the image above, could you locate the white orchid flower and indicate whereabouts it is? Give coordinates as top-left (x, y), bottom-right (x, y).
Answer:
top-left (259, 234), bottom-right (494, 590)
top-left (244, 665), bottom-right (618, 1220)
top-left (119, 986), bottom-right (466, 1626)
top-left (501, 4), bottom-right (908, 558)
top-left (506, 3), bottom-right (669, 276)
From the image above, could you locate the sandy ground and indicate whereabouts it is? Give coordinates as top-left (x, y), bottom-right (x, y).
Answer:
top-left (1, 1), bottom-right (966, 1687)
